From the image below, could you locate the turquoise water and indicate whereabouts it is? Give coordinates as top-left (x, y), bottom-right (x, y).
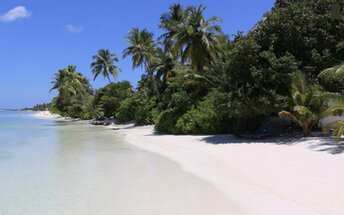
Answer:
top-left (0, 111), bottom-right (134, 214)
top-left (0, 111), bottom-right (234, 215)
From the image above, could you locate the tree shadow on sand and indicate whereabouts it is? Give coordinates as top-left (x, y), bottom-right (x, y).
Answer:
top-left (202, 133), bottom-right (344, 155)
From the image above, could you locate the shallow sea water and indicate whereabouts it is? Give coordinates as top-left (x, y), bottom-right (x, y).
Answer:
top-left (0, 111), bottom-right (237, 215)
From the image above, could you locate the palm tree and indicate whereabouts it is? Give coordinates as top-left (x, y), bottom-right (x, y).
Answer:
top-left (168, 5), bottom-right (223, 74)
top-left (318, 65), bottom-right (344, 143)
top-left (91, 49), bottom-right (121, 83)
top-left (50, 65), bottom-right (97, 117)
top-left (324, 121), bottom-right (344, 144)
top-left (279, 72), bottom-right (328, 135)
top-left (123, 28), bottom-right (160, 94)
top-left (50, 68), bottom-right (68, 93)
top-left (50, 65), bottom-right (85, 97)
top-left (160, 3), bottom-right (185, 32)
top-left (152, 48), bottom-right (181, 91)
top-left (123, 28), bottom-right (157, 71)
top-left (322, 100), bottom-right (344, 143)
top-left (159, 3), bottom-right (185, 50)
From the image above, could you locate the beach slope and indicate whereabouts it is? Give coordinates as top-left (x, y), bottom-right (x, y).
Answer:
top-left (119, 125), bottom-right (344, 215)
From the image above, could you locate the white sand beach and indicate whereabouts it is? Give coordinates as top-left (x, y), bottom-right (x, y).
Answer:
top-left (117, 125), bottom-right (344, 215)
top-left (33, 110), bottom-right (62, 119)
top-left (32, 112), bottom-right (344, 214)
top-left (30, 112), bottom-right (241, 214)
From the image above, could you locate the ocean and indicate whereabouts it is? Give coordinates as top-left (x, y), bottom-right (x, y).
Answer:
top-left (0, 111), bottom-right (232, 215)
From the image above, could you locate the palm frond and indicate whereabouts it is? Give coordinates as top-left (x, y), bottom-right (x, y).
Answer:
top-left (279, 110), bottom-right (302, 127)
top-left (323, 120), bottom-right (344, 144)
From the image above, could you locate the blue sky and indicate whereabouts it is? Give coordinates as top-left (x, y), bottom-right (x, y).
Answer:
top-left (0, 0), bottom-right (275, 109)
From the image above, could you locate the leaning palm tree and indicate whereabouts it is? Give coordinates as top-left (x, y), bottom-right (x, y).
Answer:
top-left (279, 72), bottom-right (328, 135)
top-left (91, 49), bottom-right (121, 83)
top-left (50, 65), bottom-right (97, 118)
top-left (50, 66), bottom-right (84, 97)
top-left (169, 5), bottom-right (223, 74)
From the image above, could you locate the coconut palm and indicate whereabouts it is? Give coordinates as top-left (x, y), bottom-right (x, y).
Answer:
top-left (318, 64), bottom-right (344, 143)
top-left (168, 5), bottom-right (223, 74)
top-left (160, 3), bottom-right (185, 32)
top-left (123, 28), bottom-right (161, 95)
top-left (50, 65), bottom-right (97, 118)
top-left (50, 68), bottom-right (69, 94)
top-left (322, 99), bottom-right (344, 143)
top-left (152, 48), bottom-right (181, 91)
top-left (123, 28), bottom-right (158, 71)
top-left (159, 3), bottom-right (185, 50)
top-left (279, 72), bottom-right (328, 135)
top-left (91, 49), bottom-right (121, 83)
top-left (50, 65), bottom-right (86, 97)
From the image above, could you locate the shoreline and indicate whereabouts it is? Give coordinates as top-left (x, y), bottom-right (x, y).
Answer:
top-left (3, 111), bottom-right (240, 215)
top-left (34, 111), bottom-right (344, 214)
top-left (32, 111), bottom-right (243, 214)
top-left (32, 110), bottom-right (64, 120)
top-left (117, 125), bottom-right (344, 215)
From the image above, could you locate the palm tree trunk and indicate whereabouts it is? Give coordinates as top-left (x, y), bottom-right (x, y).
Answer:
top-left (107, 76), bottom-right (112, 84)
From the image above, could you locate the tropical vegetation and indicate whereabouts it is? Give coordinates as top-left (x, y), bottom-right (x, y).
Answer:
top-left (91, 49), bottom-right (121, 83)
top-left (47, 0), bottom-right (344, 143)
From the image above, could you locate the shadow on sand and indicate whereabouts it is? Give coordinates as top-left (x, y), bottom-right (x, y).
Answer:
top-left (110, 124), bottom-right (136, 131)
top-left (202, 133), bottom-right (344, 155)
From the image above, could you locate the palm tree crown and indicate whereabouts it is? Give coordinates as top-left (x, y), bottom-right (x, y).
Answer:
top-left (279, 72), bottom-right (327, 135)
top-left (164, 5), bottom-right (223, 73)
top-left (91, 49), bottom-right (120, 83)
top-left (159, 4), bottom-right (185, 49)
top-left (123, 28), bottom-right (158, 71)
top-left (50, 65), bottom-right (89, 97)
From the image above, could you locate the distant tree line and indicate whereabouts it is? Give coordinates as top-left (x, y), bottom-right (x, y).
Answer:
top-left (22, 103), bottom-right (51, 111)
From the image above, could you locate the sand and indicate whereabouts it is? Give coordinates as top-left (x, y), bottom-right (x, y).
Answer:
top-left (31, 112), bottom-right (242, 214)
top-left (33, 110), bottom-right (62, 119)
top-left (117, 125), bottom-right (344, 215)
top-left (33, 111), bottom-right (344, 214)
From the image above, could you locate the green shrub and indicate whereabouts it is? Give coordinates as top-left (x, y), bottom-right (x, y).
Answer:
top-left (175, 98), bottom-right (220, 134)
top-left (116, 97), bottom-right (137, 122)
top-left (94, 81), bottom-right (133, 118)
top-left (155, 109), bottom-right (183, 134)
top-left (116, 91), bottom-right (159, 125)
top-left (134, 96), bottom-right (159, 125)
top-left (155, 89), bottom-right (194, 134)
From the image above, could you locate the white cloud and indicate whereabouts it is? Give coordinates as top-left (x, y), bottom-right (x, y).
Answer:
top-left (65, 24), bottom-right (83, 33)
top-left (0, 6), bottom-right (32, 23)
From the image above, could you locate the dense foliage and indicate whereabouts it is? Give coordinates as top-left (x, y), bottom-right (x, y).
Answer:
top-left (318, 65), bottom-right (344, 93)
top-left (47, 1), bottom-right (344, 141)
top-left (93, 81), bottom-right (133, 118)
top-left (279, 72), bottom-right (328, 135)
top-left (49, 66), bottom-right (95, 119)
